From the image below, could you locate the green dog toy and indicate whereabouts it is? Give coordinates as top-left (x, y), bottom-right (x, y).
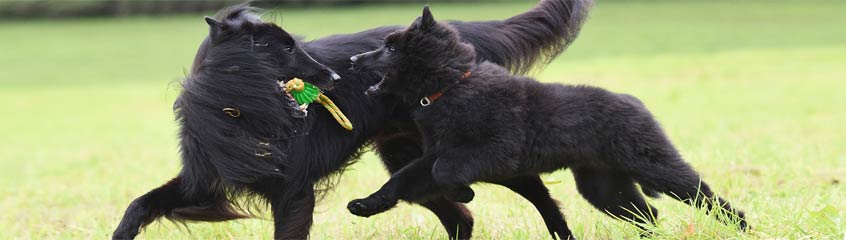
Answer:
top-left (283, 78), bottom-right (353, 131)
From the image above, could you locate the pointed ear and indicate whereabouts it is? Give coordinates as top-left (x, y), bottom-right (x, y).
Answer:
top-left (421, 5), bottom-right (435, 29)
top-left (204, 16), bottom-right (223, 35)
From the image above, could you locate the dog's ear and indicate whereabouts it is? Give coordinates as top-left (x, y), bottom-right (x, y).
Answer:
top-left (205, 16), bottom-right (223, 36)
top-left (420, 5), bottom-right (436, 30)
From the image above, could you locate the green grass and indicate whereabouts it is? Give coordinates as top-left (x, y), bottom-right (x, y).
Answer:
top-left (2, 1), bottom-right (845, 239)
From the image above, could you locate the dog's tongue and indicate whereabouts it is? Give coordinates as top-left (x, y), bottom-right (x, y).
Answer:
top-left (365, 79), bottom-right (384, 96)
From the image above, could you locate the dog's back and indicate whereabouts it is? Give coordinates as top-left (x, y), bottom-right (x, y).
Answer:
top-left (436, 62), bottom-right (663, 173)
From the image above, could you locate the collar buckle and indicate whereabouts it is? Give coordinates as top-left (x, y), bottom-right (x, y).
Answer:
top-left (420, 97), bottom-right (432, 107)
top-left (418, 71), bottom-right (471, 107)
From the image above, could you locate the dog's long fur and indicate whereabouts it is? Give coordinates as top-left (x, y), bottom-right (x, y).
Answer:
top-left (348, 7), bottom-right (749, 238)
top-left (113, 1), bottom-right (592, 239)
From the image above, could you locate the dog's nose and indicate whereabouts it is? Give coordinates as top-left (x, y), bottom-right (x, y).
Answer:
top-left (349, 56), bottom-right (359, 71)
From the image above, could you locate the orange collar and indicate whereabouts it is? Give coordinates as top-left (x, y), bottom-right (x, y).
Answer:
top-left (420, 71), bottom-right (471, 106)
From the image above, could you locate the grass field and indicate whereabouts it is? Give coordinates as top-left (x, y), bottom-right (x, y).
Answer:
top-left (1, 1), bottom-right (845, 239)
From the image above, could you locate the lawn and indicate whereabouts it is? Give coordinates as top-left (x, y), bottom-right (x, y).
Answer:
top-left (1, 1), bottom-right (844, 239)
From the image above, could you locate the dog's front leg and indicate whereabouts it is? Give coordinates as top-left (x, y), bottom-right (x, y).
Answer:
top-left (347, 154), bottom-right (443, 217)
top-left (268, 183), bottom-right (315, 239)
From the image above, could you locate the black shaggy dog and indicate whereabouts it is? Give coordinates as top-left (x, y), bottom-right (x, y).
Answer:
top-left (349, 6), bottom-right (749, 239)
top-left (113, 1), bottom-right (591, 239)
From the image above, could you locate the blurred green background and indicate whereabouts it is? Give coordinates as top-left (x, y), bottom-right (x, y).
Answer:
top-left (1, 1), bottom-right (845, 239)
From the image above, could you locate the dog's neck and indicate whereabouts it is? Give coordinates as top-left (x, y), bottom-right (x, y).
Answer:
top-left (398, 65), bottom-right (470, 104)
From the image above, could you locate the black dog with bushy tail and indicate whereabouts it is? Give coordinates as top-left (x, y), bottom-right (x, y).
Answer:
top-left (113, 1), bottom-right (591, 239)
top-left (349, 6), bottom-right (749, 239)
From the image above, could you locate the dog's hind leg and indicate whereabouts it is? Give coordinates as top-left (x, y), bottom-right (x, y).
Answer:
top-left (572, 167), bottom-right (657, 235)
top-left (112, 176), bottom-right (244, 239)
top-left (496, 175), bottom-right (575, 240)
top-left (113, 177), bottom-right (187, 239)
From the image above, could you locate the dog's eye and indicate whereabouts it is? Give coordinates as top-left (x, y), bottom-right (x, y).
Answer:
top-left (387, 45), bottom-right (396, 53)
top-left (283, 47), bottom-right (294, 53)
top-left (255, 43), bottom-right (269, 47)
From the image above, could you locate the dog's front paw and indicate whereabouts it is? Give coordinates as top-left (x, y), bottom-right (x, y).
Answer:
top-left (347, 194), bottom-right (397, 217)
top-left (444, 185), bottom-right (475, 203)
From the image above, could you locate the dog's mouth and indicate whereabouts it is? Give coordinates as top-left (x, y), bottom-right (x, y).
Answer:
top-left (364, 72), bottom-right (386, 96)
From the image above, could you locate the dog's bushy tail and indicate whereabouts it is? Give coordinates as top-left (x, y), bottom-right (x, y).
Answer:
top-left (455, 0), bottom-right (593, 74)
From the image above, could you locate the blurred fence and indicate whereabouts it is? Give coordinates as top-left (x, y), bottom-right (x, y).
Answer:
top-left (0, 0), bottom-right (487, 19)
